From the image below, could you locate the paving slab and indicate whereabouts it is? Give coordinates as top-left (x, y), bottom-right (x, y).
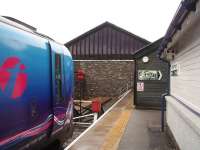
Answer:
top-left (118, 109), bottom-right (175, 150)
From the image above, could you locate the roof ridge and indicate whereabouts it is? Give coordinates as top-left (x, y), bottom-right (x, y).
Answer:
top-left (65, 21), bottom-right (150, 47)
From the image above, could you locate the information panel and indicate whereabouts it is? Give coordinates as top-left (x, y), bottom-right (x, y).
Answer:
top-left (138, 70), bottom-right (162, 80)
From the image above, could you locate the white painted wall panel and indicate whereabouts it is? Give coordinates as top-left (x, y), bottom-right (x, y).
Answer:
top-left (171, 42), bottom-right (200, 109)
top-left (166, 96), bottom-right (200, 150)
top-left (165, 1), bottom-right (200, 149)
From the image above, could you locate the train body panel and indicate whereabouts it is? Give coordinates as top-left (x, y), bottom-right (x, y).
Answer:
top-left (0, 18), bottom-right (73, 149)
top-left (49, 41), bottom-right (73, 134)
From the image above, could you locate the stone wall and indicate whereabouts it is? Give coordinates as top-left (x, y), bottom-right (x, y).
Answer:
top-left (74, 60), bottom-right (134, 99)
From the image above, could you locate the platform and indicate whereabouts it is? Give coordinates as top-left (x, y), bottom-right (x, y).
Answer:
top-left (66, 90), bottom-right (174, 150)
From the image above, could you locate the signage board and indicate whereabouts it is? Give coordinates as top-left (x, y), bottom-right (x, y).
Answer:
top-left (171, 63), bottom-right (180, 76)
top-left (137, 82), bottom-right (144, 91)
top-left (138, 70), bottom-right (162, 80)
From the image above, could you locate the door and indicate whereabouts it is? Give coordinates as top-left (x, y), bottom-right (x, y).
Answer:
top-left (50, 42), bottom-right (67, 133)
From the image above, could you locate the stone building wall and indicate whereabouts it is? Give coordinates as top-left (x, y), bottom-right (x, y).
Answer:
top-left (74, 60), bottom-right (134, 99)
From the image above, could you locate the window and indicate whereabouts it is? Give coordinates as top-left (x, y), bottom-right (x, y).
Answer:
top-left (55, 54), bottom-right (62, 101)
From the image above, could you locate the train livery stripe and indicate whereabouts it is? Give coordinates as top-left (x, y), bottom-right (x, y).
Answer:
top-left (0, 114), bottom-right (53, 146)
top-left (0, 114), bottom-right (67, 147)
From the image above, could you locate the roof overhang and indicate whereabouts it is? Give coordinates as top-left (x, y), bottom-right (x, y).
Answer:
top-left (158, 0), bottom-right (198, 60)
top-left (133, 38), bottom-right (163, 59)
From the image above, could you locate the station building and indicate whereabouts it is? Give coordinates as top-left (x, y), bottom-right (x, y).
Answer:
top-left (65, 22), bottom-right (171, 110)
top-left (159, 0), bottom-right (200, 149)
top-left (65, 22), bottom-right (150, 99)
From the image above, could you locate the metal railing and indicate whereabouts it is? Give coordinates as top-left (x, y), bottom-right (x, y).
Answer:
top-left (73, 82), bottom-right (132, 127)
top-left (73, 113), bottom-right (98, 126)
top-left (117, 83), bottom-right (132, 98)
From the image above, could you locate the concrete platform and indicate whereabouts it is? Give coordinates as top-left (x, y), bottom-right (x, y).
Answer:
top-left (66, 91), bottom-right (174, 150)
top-left (118, 109), bottom-right (174, 150)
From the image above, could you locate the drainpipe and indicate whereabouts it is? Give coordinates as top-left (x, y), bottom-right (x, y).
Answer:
top-left (159, 56), bottom-right (170, 132)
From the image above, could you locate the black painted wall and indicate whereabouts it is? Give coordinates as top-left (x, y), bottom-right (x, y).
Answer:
top-left (134, 39), bottom-right (169, 109)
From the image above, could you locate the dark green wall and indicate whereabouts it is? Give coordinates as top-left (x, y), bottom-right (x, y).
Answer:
top-left (135, 50), bottom-right (169, 109)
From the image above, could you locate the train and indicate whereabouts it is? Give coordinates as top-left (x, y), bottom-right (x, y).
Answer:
top-left (0, 16), bottom-right (74, 150)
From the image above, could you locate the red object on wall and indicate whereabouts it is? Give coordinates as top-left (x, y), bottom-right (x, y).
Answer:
top-left (77, 75), bottom-right (84, 81)
top-left (92, 99), bottom-right (101, 113)
top-left (77, 69), bottom-right (85, 81)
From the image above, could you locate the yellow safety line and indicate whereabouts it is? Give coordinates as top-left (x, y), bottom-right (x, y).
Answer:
top-left (101, 109), bottom-right (132, 150)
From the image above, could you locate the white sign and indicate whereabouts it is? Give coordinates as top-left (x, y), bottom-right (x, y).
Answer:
top-left (137, 82), bottom-right (144, 92)
top-left (138, 70), bottom-right (162, 80)
top-left (171, 63), bottom-right (180, 76)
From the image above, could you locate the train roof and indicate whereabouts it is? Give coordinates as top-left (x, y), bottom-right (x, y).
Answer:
top-left (0, 16), bottom-right (36, 33)
top-left (3, 16), bottom-right (37, 32)
top-left (0, 16), bottom-right (56, 42)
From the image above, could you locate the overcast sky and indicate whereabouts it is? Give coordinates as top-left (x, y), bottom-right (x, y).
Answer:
top-left (0, 0), bottom-right (181, 44)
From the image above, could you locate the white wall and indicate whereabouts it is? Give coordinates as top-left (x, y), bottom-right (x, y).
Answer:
top-left (166, 96), bottom-right (200, 150)
top-left (171, 40), bottom-right (200, 109)
top-left (166, 1), bottom-right (200, 149)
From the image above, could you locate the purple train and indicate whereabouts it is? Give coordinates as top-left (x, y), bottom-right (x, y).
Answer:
top-left (0, 16), bottom-right (74, 150)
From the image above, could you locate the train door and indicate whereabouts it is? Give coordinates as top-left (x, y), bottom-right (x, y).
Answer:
top-left (50, 42), bottom-right (67, 133)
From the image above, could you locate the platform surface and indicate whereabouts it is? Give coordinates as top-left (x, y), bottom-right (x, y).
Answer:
top-left (67, 91), bottom-right (174, 150)
top-left (118, 109), bottom-right (174, 150)
top-left (68, 91), bottom-right (133, 150)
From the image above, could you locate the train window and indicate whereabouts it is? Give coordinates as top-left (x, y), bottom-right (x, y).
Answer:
top-left (55, 54), bottom-right (63, 102)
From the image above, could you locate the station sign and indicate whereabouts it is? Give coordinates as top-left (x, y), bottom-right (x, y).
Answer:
top-left (137, 82), bottom-right (144, 92)
top-left (138, 70), bottom-right (162, 80)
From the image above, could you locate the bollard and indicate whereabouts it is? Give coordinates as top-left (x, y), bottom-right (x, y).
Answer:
top-left (93, 113), bottom-right (98, 122)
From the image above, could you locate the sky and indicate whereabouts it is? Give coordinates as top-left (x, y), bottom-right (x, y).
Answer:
top-left (0, 0), bottom-right (181, 44)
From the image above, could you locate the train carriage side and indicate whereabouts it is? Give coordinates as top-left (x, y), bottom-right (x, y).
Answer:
top-left (0, 18), bottom-right (73, 150)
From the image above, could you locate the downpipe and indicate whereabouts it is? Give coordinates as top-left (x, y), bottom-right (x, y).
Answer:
top-left (159, 54), bottom-right (170, 132)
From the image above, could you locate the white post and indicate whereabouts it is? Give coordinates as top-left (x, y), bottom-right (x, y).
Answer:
top-left (93, 113), bottom-right (98, 123)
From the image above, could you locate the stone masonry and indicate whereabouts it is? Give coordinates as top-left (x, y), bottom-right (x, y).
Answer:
top-left (74, 60), bottom-right (134, 99)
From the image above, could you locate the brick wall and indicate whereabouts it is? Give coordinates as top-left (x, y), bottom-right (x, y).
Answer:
top-left (74, 60), bottom-right (134, 99)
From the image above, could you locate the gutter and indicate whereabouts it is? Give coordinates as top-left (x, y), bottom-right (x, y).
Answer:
top-left (158, 0), bottom-right (198, 56)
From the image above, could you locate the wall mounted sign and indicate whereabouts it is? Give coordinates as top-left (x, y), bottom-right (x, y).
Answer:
top-left (137, 82), bottom-right (144, 91)
top-left (171, 63), bottom-right (180, 76)
top-left (138, 70), bottom-right (162, 80)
